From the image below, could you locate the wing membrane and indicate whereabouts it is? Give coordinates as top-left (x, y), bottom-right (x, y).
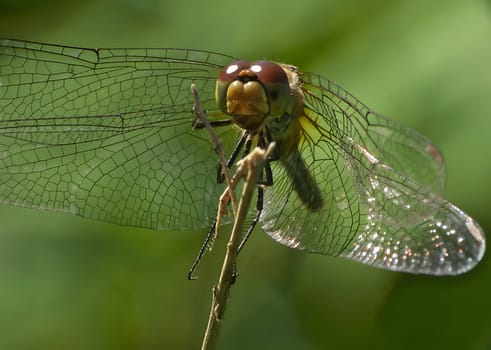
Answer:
top-left (260, 72), bottom-right (484, 274)
top-left (0, 39), bottom-right (240, 230)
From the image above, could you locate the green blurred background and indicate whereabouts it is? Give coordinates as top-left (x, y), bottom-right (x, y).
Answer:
top-left (1, 0), bottom-right (491, 349)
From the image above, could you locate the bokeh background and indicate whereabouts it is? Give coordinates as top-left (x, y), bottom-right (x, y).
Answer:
top-left (1, 0), bottom-right (491, 349)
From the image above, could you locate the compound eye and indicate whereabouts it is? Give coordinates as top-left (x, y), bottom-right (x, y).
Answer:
top-left (250, 61), bottom-right (292, 116)
top-left (217, 61), bottom-right (251, 84)
top-left (249, 61), bottom-right (289, 86)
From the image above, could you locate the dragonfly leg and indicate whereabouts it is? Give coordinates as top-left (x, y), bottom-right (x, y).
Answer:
top-left (190, 130), bottom-right (270, 281)
top-left (234, 131), bottom-right (272, 262)
top-left (216, 131), bottom-right (249, 183)
top-left (256, 130), bottom-right (274, 186)
top-left (189, 132), bottom-right (250, 280)
top-left (237, 186), bottom-right (264, 253)
top-left (230, 186), bottom-right (265, 283)
top-left (257, 161), bottom-right (273, 186)
top-left (188, 220), bottom-right (217, 280)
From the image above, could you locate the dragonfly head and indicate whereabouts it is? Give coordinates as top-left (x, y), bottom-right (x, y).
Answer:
top-left (216, 60), bottom-right (293, 132)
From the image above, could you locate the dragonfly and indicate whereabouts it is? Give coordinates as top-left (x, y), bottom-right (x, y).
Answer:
top-left (0, 39), bottom-right (485, 275)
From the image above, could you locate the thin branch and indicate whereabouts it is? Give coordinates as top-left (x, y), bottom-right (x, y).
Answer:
top-left (191, 83), bottom-right (275, 348)
top-left (191, 84), bottom-right (238, 217)
top-left (200, 142), bottom-right (275, 350)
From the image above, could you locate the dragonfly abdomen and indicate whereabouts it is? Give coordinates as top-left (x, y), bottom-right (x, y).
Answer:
top-left (281, 149), bottom-right (323, 211)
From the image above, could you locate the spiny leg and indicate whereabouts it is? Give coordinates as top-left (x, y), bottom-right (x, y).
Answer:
top-left (190, 128), bottom-right (276, 281)
top-left (217, 131), bottom-right (249, 183)
top-left (188, 131), bottom-right (249, 280)
top-left (188, 220), bottom-right (217, 280)
top-left (231, 132), bottom-right (275, 281)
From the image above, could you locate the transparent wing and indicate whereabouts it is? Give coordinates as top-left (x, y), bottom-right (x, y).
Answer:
top-left (0, 39), bottom-right (240, 230)
top-left (302, 72), bottom-right (447, 194)
top-left (260, 72), bottom-right (484, 275)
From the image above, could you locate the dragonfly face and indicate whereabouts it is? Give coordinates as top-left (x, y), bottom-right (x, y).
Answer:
top-left (215, 60), bottom-right (293, 132)
top-left (0, 39), bottom-right (485, 275)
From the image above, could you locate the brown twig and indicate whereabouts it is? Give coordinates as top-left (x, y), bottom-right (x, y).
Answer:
top-left (200, 143), bottom-right (275, 350)
top-left (191, 84), bottom-right (238, 218)
top-left (191, 83), bottom-right (275, 349)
